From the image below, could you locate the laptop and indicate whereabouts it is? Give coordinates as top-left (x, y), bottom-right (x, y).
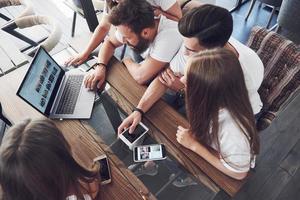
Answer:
top-left (17, 46), bottom-right (95, 119)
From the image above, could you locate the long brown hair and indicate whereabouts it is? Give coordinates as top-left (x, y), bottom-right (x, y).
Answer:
top-left (0, 119), bottom-right (99, 200)
top-left (185, 48), bottom-right (259, 156)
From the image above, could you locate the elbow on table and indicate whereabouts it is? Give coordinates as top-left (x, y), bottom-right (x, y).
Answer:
top-left (132, 74), bottom-right (149, 85)
top-left (230, 171), bottom-right (248, 180)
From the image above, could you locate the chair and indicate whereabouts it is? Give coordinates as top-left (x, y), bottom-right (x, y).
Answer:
top-left (277, 0), bottom-right (300, 43)
top-left (245, 0), bottom-right (282, 28)
top-left (1, 0), bottom-right (62, 55)
top-left (0, 102), bottom-right (12, 144)
top-left (246, 26), bottom-right (300, 131)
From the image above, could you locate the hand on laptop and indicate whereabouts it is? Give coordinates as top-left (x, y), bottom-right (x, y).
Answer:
top-left (84, 65), bottom-right (106, 90)
top-left (65, 53), bottom-right (89, 67)
top-left (118, 111), bottom-right (142, 134)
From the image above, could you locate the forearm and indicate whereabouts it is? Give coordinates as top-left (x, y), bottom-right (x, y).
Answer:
top-left (82, 15), bottom-right (111, 57)
top-left (97, 39), bottom-right (117, 64)
top-left (83, 25), bottom-right (110, 57)
top-left (137, 77), bottom-right (167, 112)
top-left (126, 62), bottom-right (146, 83)
top-left (191, 142), bottom-right (248, 180)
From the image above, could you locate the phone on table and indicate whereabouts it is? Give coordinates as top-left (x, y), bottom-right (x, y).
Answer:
top-left (133, 144), bottom-right (166, 162)
top-left (93, 155), bottom-right (111, 185)
top-left (119, 122), bottom-right (149, 149)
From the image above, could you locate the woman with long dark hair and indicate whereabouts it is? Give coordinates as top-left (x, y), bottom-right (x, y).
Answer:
top-left (0, 119), bottom-right (100, 200)
top-left (177, 48), bottom-right (260, 180)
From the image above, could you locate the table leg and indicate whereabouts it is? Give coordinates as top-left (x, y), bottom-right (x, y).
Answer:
top-left (230, 0), bottom-right (250, 12)
top-left (71, 11), bottom-right (77, 37)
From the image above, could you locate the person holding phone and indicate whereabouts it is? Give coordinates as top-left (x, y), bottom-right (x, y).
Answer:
top-left (118, 5), bottom-right (264, 135)
top-left (175, 48), bottom-right (260, 180)
top-left (0, 119), bottom-right (101, 200)
top-left (65, 0), bottom-right (182, 67)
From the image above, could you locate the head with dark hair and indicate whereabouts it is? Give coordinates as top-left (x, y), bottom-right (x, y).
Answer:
top-left (178, 5), bottom-right (233, 55)
top-left (0, 119), bottom-right (99, 200)
top-left (109, 0), bottom-right (156, 54)
top-left (181, 48), bottom-right (259, 157)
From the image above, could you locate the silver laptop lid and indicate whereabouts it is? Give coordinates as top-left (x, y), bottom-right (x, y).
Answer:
top-left (17, 47), bottom-right (65, 116)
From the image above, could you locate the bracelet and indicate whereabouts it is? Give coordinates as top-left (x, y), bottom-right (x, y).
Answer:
top-left (95, 62), bottom-right (108, 68)
top-left (132, 107), bottom-right (144, 117)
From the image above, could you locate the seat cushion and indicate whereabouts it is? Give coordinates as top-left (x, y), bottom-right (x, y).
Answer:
top-left (247, 26), bottom-right (300, 130)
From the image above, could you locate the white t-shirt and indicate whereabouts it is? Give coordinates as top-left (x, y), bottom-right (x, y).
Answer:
top-left (104, 0), bottom-right (176, 15)
top-left (169, 37), bottom-right (264, 114)
top-left (210, 109), bottom-right (255, 173)
top-left (66, 194), bottom-right (92, 200)
top-left (115, 15), bottom-right (182, 62)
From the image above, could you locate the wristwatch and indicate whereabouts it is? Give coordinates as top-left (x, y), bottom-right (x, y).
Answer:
top-left (132, 107), bottom-right (144, 117)
top-left (94, 62), bottom-right (108, 68)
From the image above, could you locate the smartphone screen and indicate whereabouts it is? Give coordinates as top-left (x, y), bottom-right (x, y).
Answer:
top-left (122, 124), bottom-right (146, 143)
top-left (135, 144), bottom-right (166, 161)
top-left (97, 157), bottom-right (111, 183)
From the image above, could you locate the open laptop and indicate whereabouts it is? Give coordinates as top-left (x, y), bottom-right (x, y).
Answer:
top-left (17, 46), bottom-right (95, 119)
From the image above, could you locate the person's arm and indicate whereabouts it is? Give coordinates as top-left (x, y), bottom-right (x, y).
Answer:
top-left (155, 1), bottom-right (182, 21)
top-left (176, 126), bottom-right (248, 180)
top-left (118, 77), bottom-right (168, 134)
top-left (65, 15), bottom-right (111, 66)
top-left (123, 57), bottom-right (167, 84)
top-left (84, 34), bottom-right (123, 90)
top-left (83, 15), bottom-right (111, 58)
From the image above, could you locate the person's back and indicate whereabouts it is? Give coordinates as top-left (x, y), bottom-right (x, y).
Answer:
top-left (176, 48), bottom-right (260, 180)
top-left (0, 119), bottom-right (100, 200)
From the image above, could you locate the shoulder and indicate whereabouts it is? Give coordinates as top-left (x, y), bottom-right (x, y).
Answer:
top-left (148, 0), bottom-right (177, 10)
top-left (66, 194), bottom-right (92, 200)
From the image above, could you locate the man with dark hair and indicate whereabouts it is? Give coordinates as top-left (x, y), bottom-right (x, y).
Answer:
top-left (84, 0), bottom-right (182, 88)
top-left (119, 4), bottom-right (263, 136)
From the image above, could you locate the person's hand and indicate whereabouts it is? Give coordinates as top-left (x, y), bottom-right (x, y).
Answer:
top-left (159, 68), bottom-right (185, 92)
top-left (65, 52), bottom-right (89, 66)
top-left (84, 65), bottom-right (106, 90)
top-left (118, 111), bottom-right (142, 134)
top-left (176, 126), bottom-right (197, 150)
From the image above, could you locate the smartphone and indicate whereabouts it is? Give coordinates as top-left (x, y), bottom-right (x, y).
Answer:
top-left (133, 144), bottom-right (166, 162)
top-left (119, 122), bottom-right (149, 149)
top-left (93, 155), bottom-right (111, 185)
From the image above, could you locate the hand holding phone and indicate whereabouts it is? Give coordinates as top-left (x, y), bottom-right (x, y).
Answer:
top-left (119, 122), bottom-right (148, 150)
top-left (93, 155), bottom-right (111, 185)
top-left (118, 111), bottom-right (142, 134)
top-left (134, 144), bottom-right (166, 162)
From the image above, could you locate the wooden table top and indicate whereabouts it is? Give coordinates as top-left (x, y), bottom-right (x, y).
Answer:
top-left (0, 43), bottom-right (247, 198)
top-left (0, 64), bottom-right (154, 200)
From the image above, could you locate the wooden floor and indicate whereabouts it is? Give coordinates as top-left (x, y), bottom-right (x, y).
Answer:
top-left (0, 0), bottom-right (299, 199)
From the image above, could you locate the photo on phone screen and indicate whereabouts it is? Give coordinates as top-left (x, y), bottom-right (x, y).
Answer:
top-left (93, 155), bottom-right (111, 185)
top-left (134, 144), bottom-right (166, 162)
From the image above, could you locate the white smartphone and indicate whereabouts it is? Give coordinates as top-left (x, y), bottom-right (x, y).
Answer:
top-left (93, 155), bottom-right (111, 185)
top-left (133, 144), bottom-right (167, 162)
top-left (119, 122), bottom-right (149, 149)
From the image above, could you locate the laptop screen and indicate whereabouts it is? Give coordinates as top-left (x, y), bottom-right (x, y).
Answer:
top-left (17, 47), bottom-right (64, 115)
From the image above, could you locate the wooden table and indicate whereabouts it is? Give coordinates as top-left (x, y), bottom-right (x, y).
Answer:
top-left (0, 64), bottom-right (155, 200)
top-left (0, 40), bottom-right (248, 198)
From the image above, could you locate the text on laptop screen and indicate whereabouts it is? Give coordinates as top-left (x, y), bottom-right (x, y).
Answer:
top-left (19, 49), bottom-right (62, 113)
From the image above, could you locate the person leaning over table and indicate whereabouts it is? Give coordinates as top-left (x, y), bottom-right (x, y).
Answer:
top-left (83, 0), bottom-right (183, 89)
top-left (65, 0), bottom-right (182, 67)
top-left (0, 119), bottom-right (100, 200)
top-left (118, 4), bottom-right (264, 136)
top-left (175, 48), bottom-right (260, 179)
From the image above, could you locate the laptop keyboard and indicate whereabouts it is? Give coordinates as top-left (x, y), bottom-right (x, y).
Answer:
top-left (56, 75), bottom-right (84, 114)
